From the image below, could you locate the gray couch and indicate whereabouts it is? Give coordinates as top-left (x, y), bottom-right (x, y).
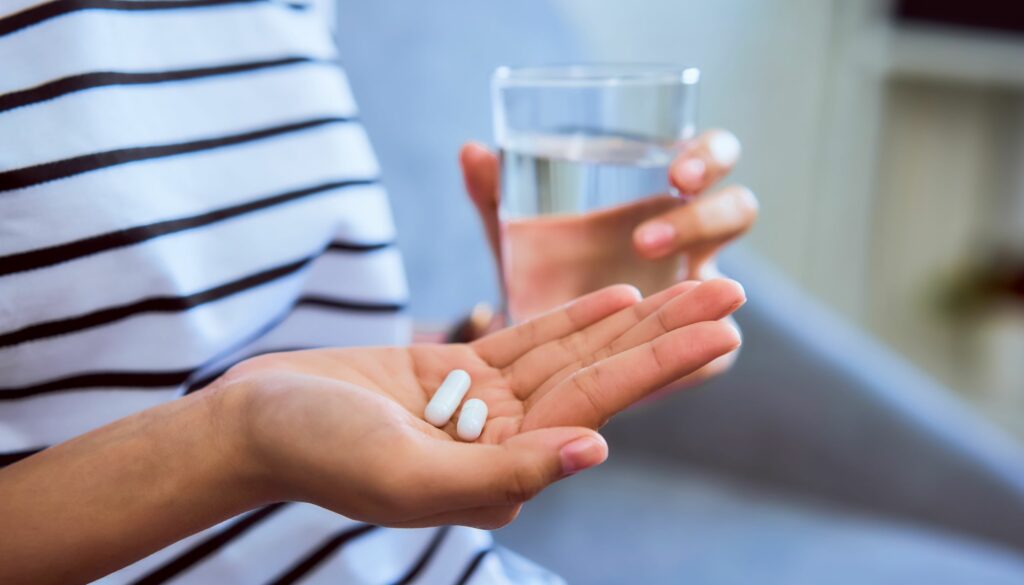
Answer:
top-left (337, 2), bottom-right (1024, 582)
top-left (497, 251), bottom-right (1024, 584)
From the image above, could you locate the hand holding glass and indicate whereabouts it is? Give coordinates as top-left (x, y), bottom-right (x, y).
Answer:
top-left (493, 65), bottom-right (700, 323)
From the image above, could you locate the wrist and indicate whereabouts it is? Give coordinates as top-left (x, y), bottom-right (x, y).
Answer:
top-left (199, 374), bottom-right (284, 508)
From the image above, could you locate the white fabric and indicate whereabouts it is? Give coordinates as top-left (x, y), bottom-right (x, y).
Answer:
top-left (0, 1), bottom-right (556, 583)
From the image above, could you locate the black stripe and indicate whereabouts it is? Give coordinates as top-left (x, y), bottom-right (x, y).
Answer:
top-left (266, 524), bottom-right (377, 585)
top-left (0, 294), bottom-right (403, 398)
top-left (183, 369), bottom-right (230, 396)
top-left (0, 116), bottom-right (351, 193)
top-left (0, 251), bottom-right (319, 350)
top-left (0, 178), bottom-right (378, 278)
top-left (326, 240), bottom-right (394, 253)
top-left (0, 371), bottom-right (190, 398)
top-left (298, 295), bottom-right (407, 313)
top-left (132, 503), bottom-right (287, 585)
top-left (0, 0), bottom-right (304, 38)
top-left (0, 300), bottom-right (294, 399)
top-left (391, 527), bottom-right (450, 585)
top-left (0, 446), bottom-right (44, 468)
top-left (0, 56), bottom-right (330, 114)
top-left (182, 370), bottom-right (228, 395)
top-left (453, 547), bottom-right (493, 585)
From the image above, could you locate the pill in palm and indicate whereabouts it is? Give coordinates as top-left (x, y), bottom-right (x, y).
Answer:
top-left (424, 369), bottom-right (471, 427)
top-left (457, 398), bottom-right (488, 441)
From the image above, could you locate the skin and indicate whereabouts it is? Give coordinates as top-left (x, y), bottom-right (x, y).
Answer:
top-left (0, 280), bottom-right (745, 585)
top-left (461, 129), bottom-right (759, 383)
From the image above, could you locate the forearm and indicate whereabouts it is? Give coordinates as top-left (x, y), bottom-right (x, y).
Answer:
top-left (0, 385), bottom-right (265, 585)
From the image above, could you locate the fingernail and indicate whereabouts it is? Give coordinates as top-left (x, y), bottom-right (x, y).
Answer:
top-left (560, 436), bottom-right (607, 476)
top-left (636, 222), bottom-right (676, 251)
top-left (674, 158), bottom-right (706, 189)
top-left (623, 284), bottom-right (643, 302)
top-left (708, 131), bottom-right (741, 166)
top-left (730, 280), bottom-right (747, 303)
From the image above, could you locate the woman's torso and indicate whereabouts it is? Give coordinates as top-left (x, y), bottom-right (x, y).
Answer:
top-left (0, 2), bottom-right (556, 583)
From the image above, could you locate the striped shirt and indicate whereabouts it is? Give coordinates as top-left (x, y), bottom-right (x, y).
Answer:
top-left (0, 1), bottom-right (560, 583)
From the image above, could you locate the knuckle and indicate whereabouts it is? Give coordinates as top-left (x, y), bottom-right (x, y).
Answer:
top-left (587, 346), bottom-right (610, 368)
top-left (556, 331), bottom-right (591, 365)
top-left (563, 296), bottom-right (591, 330)
top-left (522, 320), bottom-right (542, 349)
top-left (647, 341), bottom-right (669, 373)
top-left (570, 368), bottom-right (608, 425)
top-left (505, 462), bottom-right (546, 505)
top-left (654, 303), bottom-right (675, 334)
top-left (630, 298), bottom-right (650, 322)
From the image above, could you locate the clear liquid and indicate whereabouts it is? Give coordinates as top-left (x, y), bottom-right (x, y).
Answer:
top-left (499, 133), bottom-right (678, 219)
top-left (499, 133), bottom-right (685, 323)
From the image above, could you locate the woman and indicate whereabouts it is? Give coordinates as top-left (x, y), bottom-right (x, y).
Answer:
top-left (0, 1), bottom-right (756, 583)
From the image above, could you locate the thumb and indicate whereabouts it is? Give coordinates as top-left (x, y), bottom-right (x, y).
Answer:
top-left (422, 427), bottom-right (608, 511)
top-left (459, 142), bottom-right (502, 257)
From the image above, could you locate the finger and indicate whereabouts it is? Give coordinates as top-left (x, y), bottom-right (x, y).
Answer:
top-left (646, 314), bottom-right (743, 396)
top-left (669, 128), bottom-right (742, 195)
top-left (508, 281), bottom-right (700, 396)
top-left (523, 321), bottom-right (741, 431)
top-left (633, 184), bottom-right (758, 259)
top-left (523, 279), bottom-right (744, 408)
top-left (460, 142), bottom-right (502, 257)
top-left (473, 284), bottom-right (641, 368)
top-left (406, 427), bottom-right (607, 511)
top-left (605, 279), bottom-right (745, 358)
top-left (389, 504), bottom-right (522, 530)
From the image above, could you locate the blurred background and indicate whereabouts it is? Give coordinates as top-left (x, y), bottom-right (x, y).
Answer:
top-left (336, 0), bottom-right (1024, 582)
top-left (563, 0), bottom-right (1024, 438)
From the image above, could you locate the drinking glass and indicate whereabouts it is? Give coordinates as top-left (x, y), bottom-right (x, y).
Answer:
top-left (492, 64), bottom-right (700, 323)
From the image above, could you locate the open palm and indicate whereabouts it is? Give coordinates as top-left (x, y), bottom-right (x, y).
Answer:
top-left (228, 279), bottom-right (744, 528)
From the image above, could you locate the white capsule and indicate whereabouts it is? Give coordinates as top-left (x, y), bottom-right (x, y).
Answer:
top-left (424, 369), bottom-right (471, 427)
top-left (457, 398), bottom-right (488, 441)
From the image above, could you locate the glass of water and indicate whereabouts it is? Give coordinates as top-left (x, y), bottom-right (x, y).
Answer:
top-left (492, 64), bottom-right (700, 323)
